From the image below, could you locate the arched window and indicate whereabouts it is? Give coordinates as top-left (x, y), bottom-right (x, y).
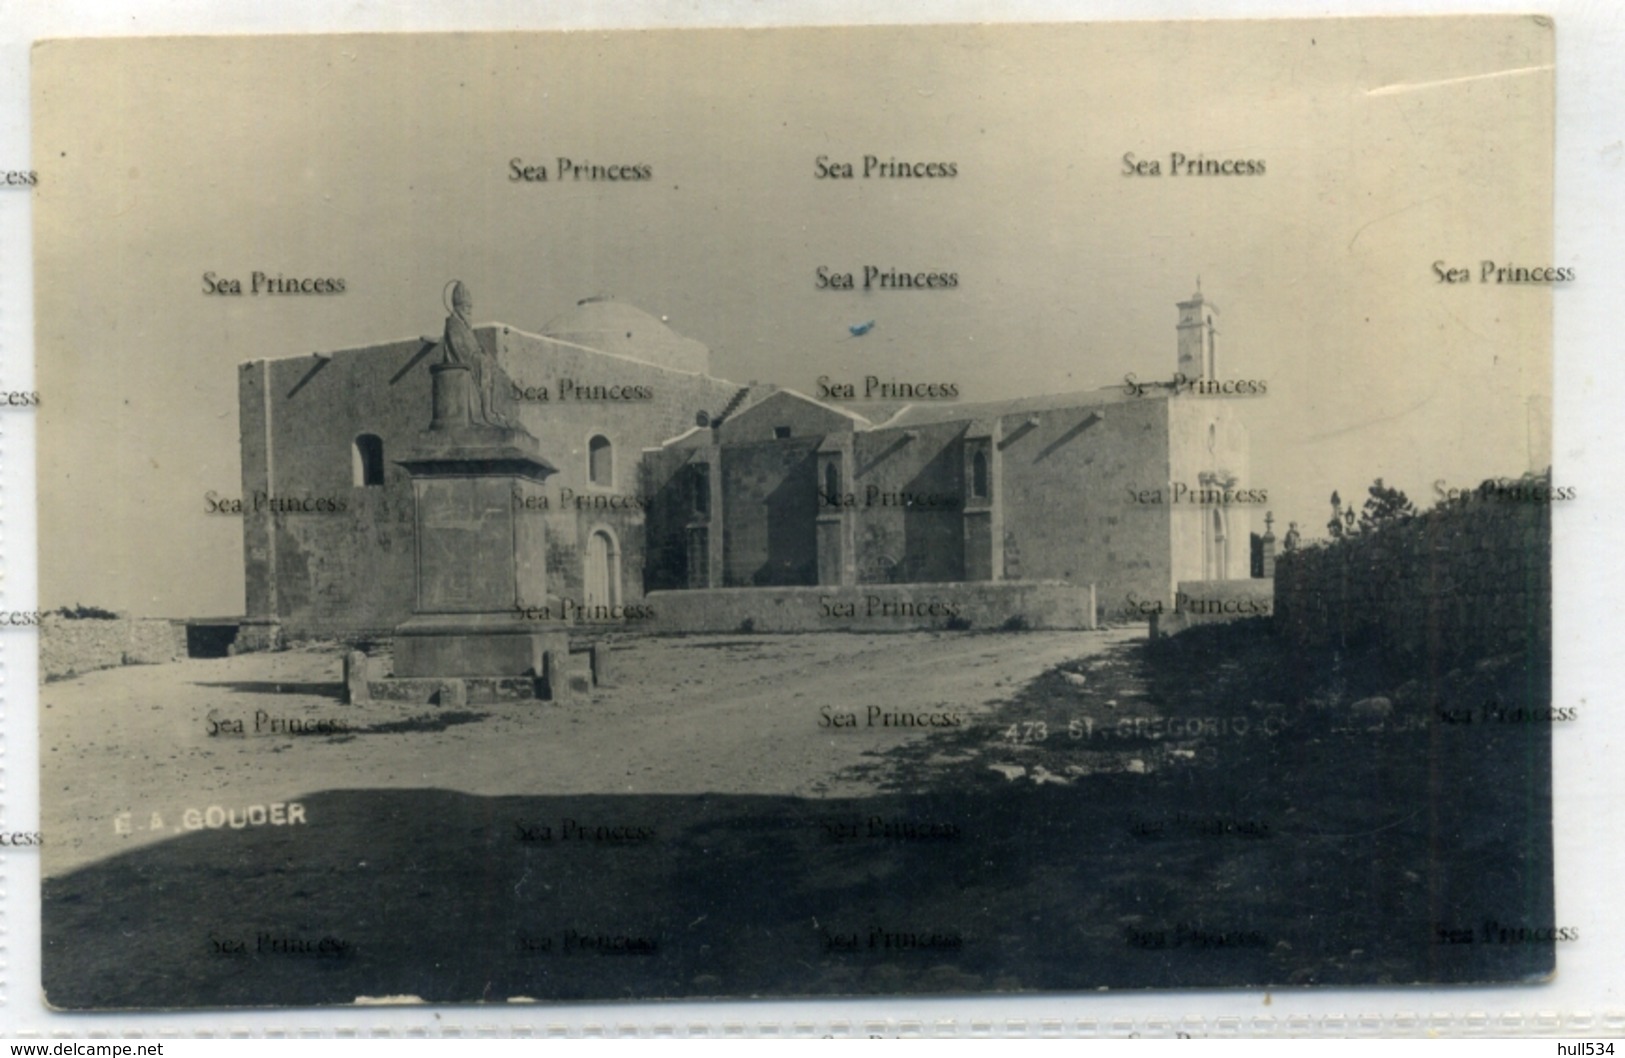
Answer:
top-left (824, 461), bottom-right (840, 500)
top-left (588, 434), bottom-right (613, 486)
top-left (353, 434), bottom-right (384, 487)
top-left (971, 449), bottom-right (989, 499)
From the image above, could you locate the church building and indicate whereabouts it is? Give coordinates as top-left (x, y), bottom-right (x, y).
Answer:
top-left (235, 289), bottom-right (1253, 646)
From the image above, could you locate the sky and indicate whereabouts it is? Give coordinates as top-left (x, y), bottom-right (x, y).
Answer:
top-left (32, 19), bottom-right (1554, 616)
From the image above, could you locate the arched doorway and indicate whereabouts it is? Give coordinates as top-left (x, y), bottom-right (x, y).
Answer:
top-left (584, 528), bottom-right (622, 611)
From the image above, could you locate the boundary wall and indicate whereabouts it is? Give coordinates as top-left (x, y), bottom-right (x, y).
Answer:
top-left (41, 616), bottom-right (185, 681)
top-left (646, 581), bottom-right (1097, 633)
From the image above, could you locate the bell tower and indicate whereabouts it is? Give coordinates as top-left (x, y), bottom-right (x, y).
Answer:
top-left (1176, 284), bottom-right (1216, 379)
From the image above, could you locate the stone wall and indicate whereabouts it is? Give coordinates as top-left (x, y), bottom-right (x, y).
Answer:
top-left (848, 418), bottom-right (967, 584)
top-left (1273, 498), bottom-right (1550, 668)
top-left (718, 389), bottom-right (859, 445)
top-left (995, 397), bottom-right (1173, 607)
top-left (646, 580), bottom-right (1098, 633)
top-left (640, 443), bottom-right (707, 591)
top-left (240, 325), bottom-right (741, 639)
top-left (650, 391), bottom-right (1181, 608)
top-left (1150, 578), bottom-right (1273, 636)
top-left (41, 616), bottom-right (185, 681)
top-left (719, 438), bottom-right (822, 587)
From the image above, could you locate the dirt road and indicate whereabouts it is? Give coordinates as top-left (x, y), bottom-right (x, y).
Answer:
top-left (42, 628), bottom-right (1134, 876)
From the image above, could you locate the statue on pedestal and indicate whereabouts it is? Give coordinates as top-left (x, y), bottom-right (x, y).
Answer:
top-left (441, 280), bottom-right (510, 429)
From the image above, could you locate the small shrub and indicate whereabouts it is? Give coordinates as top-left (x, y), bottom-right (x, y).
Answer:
top-left (54, 603), bottom-right (118, 620)
top-left (945, 615), bottom-right (973, 631)
top-left (1000, 614), bottom-right (1032, 632)
top-left (738, 617), bottom-right (756, 634)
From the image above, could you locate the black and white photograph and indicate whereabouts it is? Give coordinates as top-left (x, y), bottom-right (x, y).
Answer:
top-left (26, 17), bottom-right (1568, 1017)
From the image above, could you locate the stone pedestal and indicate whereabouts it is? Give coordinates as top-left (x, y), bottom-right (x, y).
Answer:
top-left (390, 363), bottom-right (568, 688)
top-left (236, 618), bottom-right (283, 653)
top-left (394, 613), bottom-right (565, 678)
top-left (344, 650), bottom-right (370, 704)
top-left (589, 641), bottom-right (614, 688)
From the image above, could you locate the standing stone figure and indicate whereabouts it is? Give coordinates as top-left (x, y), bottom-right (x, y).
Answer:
top-left (1283, 521), bottom-right (1301, 552)
top-left (441, 280), bottom-right (510, 428)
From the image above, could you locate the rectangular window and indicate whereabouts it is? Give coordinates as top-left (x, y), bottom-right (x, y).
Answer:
top-left (692, 463), bottom-right (711, 517)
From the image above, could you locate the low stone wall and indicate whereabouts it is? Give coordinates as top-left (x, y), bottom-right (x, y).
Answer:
top-left (646, 580), bottom-right (1097, 634)
top-left (1152, 579), bottom-right (1273, 636)
top-left (1273, 497), bottom-right (1550, 668)
top-left (41, 615), bottom-right (186, 681)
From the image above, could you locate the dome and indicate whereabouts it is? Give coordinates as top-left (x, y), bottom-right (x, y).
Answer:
top-left (540, 295), bottom-right (710, 374)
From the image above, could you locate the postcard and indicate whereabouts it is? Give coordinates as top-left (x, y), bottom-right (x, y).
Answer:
top-left (30, 19), bottom-right (1564, 1014)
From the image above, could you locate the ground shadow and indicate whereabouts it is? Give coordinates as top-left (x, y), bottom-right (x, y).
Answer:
top-left (44, 736), bottom-right (1552, 1011)
top-left (45, 620), bottom-right (1554, 1010)
top-left (196, 681), bottom-right (347, 700)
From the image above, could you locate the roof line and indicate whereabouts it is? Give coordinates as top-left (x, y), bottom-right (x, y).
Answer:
top-left (762, 387), bottom-right (875, 426)
top-left (880, 383), bottom-right (1155, 427)
top-left (649, 424), bottom-right (709, 449)
top-left (499, 324), bottom-right (723, 382)
top-left (867, 403), bottom-right (915, 429)
top-left (249, 321), bottom-right (739, 386)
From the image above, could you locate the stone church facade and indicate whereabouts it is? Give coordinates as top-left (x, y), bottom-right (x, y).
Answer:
top-left (236, 292), bottom-right (1251, 645)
